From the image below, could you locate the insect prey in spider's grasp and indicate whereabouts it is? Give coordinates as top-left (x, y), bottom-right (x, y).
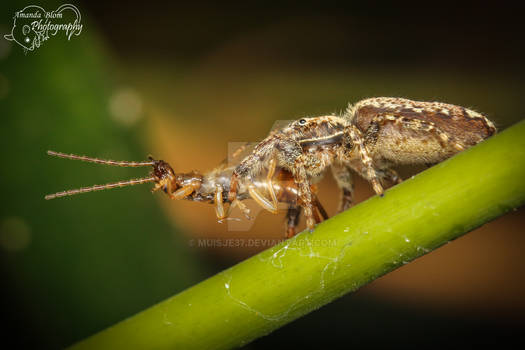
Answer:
top-left (46, 97), bottom-right (496, 237)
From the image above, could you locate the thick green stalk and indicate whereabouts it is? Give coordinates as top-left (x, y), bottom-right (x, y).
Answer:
top-left (71, 121), bottom-right (525, 350)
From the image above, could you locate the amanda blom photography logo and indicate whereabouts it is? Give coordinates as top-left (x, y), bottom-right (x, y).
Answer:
top-left (4, 4), bottom-right (83, 52)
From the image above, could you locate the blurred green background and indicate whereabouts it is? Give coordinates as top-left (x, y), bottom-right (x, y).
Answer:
top-left (1, 1), bottom-right (524, 348)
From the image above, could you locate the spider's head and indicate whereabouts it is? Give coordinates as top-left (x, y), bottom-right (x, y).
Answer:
top-left (290, 117), bottom-right (313, 129)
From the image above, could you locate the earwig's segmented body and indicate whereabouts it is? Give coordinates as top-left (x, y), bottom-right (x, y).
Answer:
top-left (45, 151), bottom-right (327, 237)
top-left (47, 97), bottom-right (497, 237)
top-left (158, 162), bottom-right (328, 236)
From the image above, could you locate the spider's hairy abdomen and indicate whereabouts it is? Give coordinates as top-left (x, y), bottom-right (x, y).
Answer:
top-left (348, 97), bottom-right (497, 165)
top-left (350, 97), bottom-right (496, 143)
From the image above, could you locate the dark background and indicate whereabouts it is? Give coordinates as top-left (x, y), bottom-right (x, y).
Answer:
top-left (1, 0), bottom-right (524, 348)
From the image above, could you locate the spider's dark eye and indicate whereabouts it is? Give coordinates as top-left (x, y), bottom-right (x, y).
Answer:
top-left (298, 118), bottom-right (307, 125)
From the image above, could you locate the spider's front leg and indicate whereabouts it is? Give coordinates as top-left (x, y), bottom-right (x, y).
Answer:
top-left (274, 139), bottom-right (318, 232)
top-left (293, 154), bottom-right (316, 231)
top-left (343, 124), bottom-right (385, 197)
top-left (228, 134), bottom-right (291, 217)
top-left (248, 158), bottom-right (279, 214)
top-left (228, 135), bottom-right (319, 230)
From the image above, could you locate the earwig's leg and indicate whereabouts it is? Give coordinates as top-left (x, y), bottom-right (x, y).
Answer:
top-left (331, 163), bottom-right (355, 213)
top-left (157, 179), bottom-right (200, 200)
top-left (344, 125), bottom-right (384, 197)
top-left (285, 204), bottom-right (301, 238)
top-left (228, 173), bottom-right (240, 203)
top-left (226, 174), bottom-right (252, 219)
top-left (214, 184), bottom-right (227, 220)
top-left (231, 199), bottom-right (252, 219)
top-left (365, 114), bottom-right (465, 152)
top-left (215, 185), bottom-right (250, 221)
top-left (151, 182), bottom-right (164, 193)
top-left (169, 185), bottom-right (196, 200)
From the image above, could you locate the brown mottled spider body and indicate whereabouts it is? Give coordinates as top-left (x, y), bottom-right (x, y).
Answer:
top-left (228, 97), bottom-right (497, 232)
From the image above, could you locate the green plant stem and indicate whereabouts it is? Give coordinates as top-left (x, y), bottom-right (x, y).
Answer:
top-left (70, 120), bottom-right (525, 350)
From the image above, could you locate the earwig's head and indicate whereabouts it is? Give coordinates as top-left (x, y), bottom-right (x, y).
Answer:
top-left (148, 157), bottom-right (178, 194)
top-left (150, 158), bottom-right (175, 180)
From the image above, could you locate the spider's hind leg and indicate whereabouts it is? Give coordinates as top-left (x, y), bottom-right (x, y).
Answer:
top-left (285, 195), bottom-right (327, 238)
top-left (344, 125), bottom-right (385, 197)
top-left (285, 204), bottom-right (301, 238)
top-left (376, 167), bottom-right (403, 185)
top-left (331, 163), bottom-right (354, 213)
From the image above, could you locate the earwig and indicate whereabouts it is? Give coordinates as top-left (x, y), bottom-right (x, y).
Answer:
top-left (45, 150), bottom-right (327, 237)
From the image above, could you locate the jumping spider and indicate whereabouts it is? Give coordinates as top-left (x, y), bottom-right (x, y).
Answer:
top-left (228, 97), bottom-right (497, 232)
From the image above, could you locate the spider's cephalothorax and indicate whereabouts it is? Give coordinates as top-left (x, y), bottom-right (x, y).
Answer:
top-left (228, 115), bottom-right (354, 230)
top-left (228, 97), bottom-right (497, 232)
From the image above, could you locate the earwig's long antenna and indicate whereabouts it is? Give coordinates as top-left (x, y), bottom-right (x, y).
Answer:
top-left (47, 150), bottom-right (155, 167)
top-left (46, 150), bottom-right (161, 200)
top-left (45, 176), bottom-right (157, 200)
